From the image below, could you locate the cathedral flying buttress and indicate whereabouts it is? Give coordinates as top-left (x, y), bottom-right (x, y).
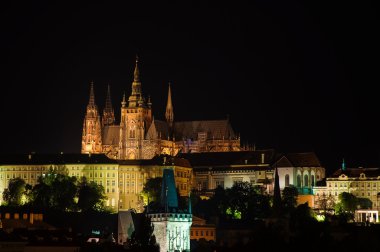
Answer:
top-left (81, 56), bottom-right (241, 160)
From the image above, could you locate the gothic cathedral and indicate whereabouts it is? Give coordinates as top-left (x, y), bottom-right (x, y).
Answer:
top-left (81, 57), bottom-right (241, 160)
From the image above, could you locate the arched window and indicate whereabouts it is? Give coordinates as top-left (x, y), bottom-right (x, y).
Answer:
top-left (304, 175), bottom-right (309, 187)
top-left (297, 175), bottom-right (301, 187)
top-left (311, 175), bottom-right (315, 186)
top-left (285, 174), bottom-right (290, 187)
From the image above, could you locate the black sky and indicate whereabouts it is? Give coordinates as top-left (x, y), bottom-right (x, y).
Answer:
top-left (1, 1), bottom-right (379, 174)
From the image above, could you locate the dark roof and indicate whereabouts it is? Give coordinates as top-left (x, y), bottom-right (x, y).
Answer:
top-left (147, 120), bottom-right (170, 140)
top-left (178, 150), bottom-right (277, 167)
top-left (118, 155), bottom-right (191, 168)
top-left (0, 153), bottom-right (118, 165)
top-left (102, 125), bottom-right (120, 145)
top-left (173, 120), bottom-right (236, 140)
top-left (276, 152), bottom-right (322, 167)
top-left (331, 168), bottom-right (380, 178)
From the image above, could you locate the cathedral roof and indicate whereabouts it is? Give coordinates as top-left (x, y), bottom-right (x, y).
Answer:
top-left (0, 153), bottom-right (118, 165)
top-left (102, 125), bottom-right (120, 145)
top-left (145, 120), bottom-right (170, 140)
top-left (173, 120), bottom-right (236, 140)
top-left (331, 167), bottom-right (380, 178)
top-left (275, 152), bottom-right (322, 168)
top-left (178, 150), bottom-right (277, 167)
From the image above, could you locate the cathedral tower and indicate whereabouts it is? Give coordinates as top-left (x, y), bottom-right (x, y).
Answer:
top-left (119, 56), bottom-right (153, 159)
top-left (102, 84), bottom-right (115, 126)
top-left (81, 81), bottom-right (103, 153)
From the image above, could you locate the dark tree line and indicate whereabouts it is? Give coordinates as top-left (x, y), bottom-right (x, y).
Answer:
top-left (2, 171), bottom-right (107, 212)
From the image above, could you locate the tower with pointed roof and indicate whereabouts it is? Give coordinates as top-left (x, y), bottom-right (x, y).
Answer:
top-left (81, 81), bottom-right (103, 153)
top-left (118, 56), bottom-right (153, 160)
top-left (102, 84), bottom-right (115, 126)
top-left (165, 82), bottom-right (174, 129)
top-left (148, 168), bottom-right (192, 252)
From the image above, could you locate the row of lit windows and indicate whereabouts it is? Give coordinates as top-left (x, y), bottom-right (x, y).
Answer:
top-left (89, 173), bottom-right (117, 178)
top-left (190, 230), bottom-right (214, 237)
top-left (317, 191), bottom-right (379, 197)
top-left (328, 182), bottom-right (380, 187)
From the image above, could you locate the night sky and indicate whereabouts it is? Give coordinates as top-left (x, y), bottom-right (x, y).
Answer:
top-left (1, 2), bottom-right (379, 174)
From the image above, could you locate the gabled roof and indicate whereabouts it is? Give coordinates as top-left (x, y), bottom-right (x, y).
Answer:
top-left (276, 152), bottom-right (322, 167)
top-left (331, 168), bottom-right (380, 178)
top-left (178, 149), bottom-right (277, 167)
top-left (0, 153), bottom-right (118, 165)
top-left (145, 120), bottom-right (170, 140)
top-left (173, 120), bottom-right (235, 140)
top-left (102, 125), bottom-right (120, 145)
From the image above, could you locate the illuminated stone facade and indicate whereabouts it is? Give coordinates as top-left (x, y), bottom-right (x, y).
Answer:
top-left (274, 152), bottom-right (326, 195)
top-left (313, 167), bottom-right (380, 210)
top-left (0, 154), bottom-right (192, 212)
top-left (81, 56), bottom-right (241, 160)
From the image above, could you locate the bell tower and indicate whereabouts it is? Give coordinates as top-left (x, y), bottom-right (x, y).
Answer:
top-left (119, 56), bottom-right (152, 159)
top-left (81, 81), bottom-right (103, 153)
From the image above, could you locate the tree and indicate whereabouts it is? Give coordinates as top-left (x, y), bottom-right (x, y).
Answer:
top-left (77, 177), bottom-right (107, 212)
top-left (282, 186), bottom-right (298, 212)
top-left (2, 177), bottom-right (27, 206)
top-left (141, 177), bottom-right (162, 205)
top-left (30, 172), bottom-right (77, 211)
top-left (357, 197), bottom-right (372, 209)
top-left (335, 192), bottom-right (357, 222)
top-left (127, 214), bottom-right (159, 252)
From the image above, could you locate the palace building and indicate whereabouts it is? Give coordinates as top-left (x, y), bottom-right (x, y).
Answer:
top-left (81, 56), bottom-right (241, 160)
top-left (0, 153), bottom-right (192, 211)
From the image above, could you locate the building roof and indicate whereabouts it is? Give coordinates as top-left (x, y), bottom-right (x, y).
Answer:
top-left (118, 155), bottom-right (192, 168)
top-left (331, 168), bottom-right (380, 178)
top-left (178, 150), bottom-right (277, 167)
top-left (102, 125), bottom-right (120, 145)
top-left (276, 152), bottom-right (322, 168)
top-left (0, 153), bottom-right (118, 165)
top-left (146, 120), bottom-right (170, 140)
top-left (173, 120), bottom-right (236, 140)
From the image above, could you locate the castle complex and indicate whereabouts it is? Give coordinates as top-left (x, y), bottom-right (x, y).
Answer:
top-left (81, 56), bottom-right (241, 160)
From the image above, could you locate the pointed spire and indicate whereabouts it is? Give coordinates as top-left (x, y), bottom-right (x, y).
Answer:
top-left (165, 82), bottom-right (174, 127)
top-left (342, 158), bottom-right (346, 171)
top-left (134, 55), bottom-right (140, 82)
top-left (102, 84), bottom-right (115, 126)
top-left (88, 81), bottom-right (95, 106)
top-left (121, 92), bottom-right (126, 108)
top-left (105, 84), bottom-right (112, 109)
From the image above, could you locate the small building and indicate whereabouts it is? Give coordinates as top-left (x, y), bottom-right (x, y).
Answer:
top-left (190, 216), bottom-right (216, 242)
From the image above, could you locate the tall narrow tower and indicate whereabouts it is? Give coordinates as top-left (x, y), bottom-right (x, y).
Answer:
top-left (119, 56), bottom-right (153, 160)
top-left (102, 84), bottom-right (115, 126)
top-left (81, 81), bottom-right (103, 153)
top-left (165, 82), bottom-right (174, 129)
top-left (148, 168), bottom-right (192, 252)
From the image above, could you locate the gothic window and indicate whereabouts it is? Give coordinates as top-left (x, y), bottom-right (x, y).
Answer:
top-left (311, 175), bottom-right (315, 186)
top-left (285, 174), bottom-right (290, 187)
top-left (297, 175), bottom-right (301, 187)
top-left (304, 175), bottom-right (309, 187)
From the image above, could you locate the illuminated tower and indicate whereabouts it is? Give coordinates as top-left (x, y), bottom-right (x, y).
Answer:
top-left (81, 81), bottom-right (103, 153)
top-left (118, 56), bottom-right (153, 159)
top-left (102, 84), bottom-right (115, 126)
top-left (165, 82), bottom-right (174, 129)
top-left (148, 168), bottom-right (192, 252)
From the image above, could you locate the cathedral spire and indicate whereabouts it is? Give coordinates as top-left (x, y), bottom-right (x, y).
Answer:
top-left (121, 92), bottom-right (126, 108)
top-left (88, 81), bottom-right (96, 107)
top-left (102, 84), bottom-right (115, 126)
top-left (129, 55), bottom-right (143, 106)
top-left (165, 82), bottom-right (174, 128)
top-left (133, 55), bottom-right (140, 83)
